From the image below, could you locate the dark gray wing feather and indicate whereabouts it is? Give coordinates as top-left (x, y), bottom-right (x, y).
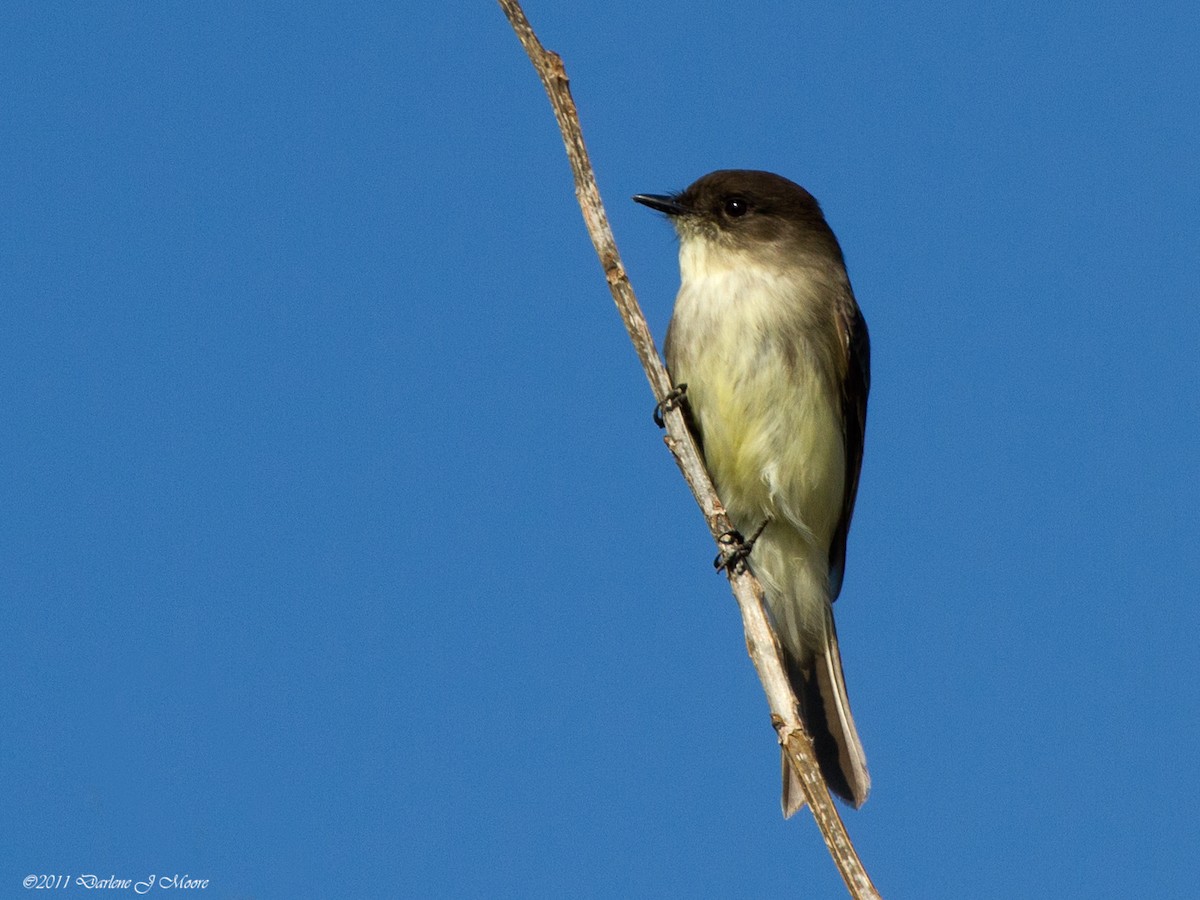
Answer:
top-left (828, 300), bottom-right (870, 600)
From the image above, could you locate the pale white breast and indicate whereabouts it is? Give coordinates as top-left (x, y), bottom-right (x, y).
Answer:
top-left (666, 239), bottom-right (846, 550)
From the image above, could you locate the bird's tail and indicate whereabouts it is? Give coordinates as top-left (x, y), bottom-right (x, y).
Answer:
top-left (780, 605), bottom-right (870, 816)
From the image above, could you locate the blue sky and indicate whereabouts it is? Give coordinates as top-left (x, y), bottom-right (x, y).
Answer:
top-left (3, 2), bottom-right (1198, 897)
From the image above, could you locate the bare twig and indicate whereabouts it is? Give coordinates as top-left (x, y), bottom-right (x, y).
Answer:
top-left (497, 3), bottom-right (879, 897)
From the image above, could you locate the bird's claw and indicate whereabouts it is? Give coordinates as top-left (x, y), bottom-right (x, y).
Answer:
top-left (713, 519), bottom-right (769, 574)
top-left (653, 384), bottom-right (688, 429)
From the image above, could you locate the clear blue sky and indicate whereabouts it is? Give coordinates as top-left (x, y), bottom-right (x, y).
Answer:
top-left (3, 3), bottom-right (1198, 897)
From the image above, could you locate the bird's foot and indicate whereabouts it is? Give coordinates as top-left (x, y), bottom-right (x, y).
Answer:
top-left (653, 384), bottom-right (688, 429)
top-left (713, 519), bottom-right (769, 574)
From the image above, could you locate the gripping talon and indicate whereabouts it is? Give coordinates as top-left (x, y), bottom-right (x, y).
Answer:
top-left (714, 530), bottom-right (748, 573)
top-left (713, 519), bottom-right (770, 574)
top-left (653, 384), bottom-right (688, 429)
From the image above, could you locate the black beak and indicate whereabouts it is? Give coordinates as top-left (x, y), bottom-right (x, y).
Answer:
top-left (633, 193), bottom-right (688, 216)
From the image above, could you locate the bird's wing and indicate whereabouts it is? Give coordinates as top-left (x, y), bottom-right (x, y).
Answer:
top-left (828, 299), bottom-right (870, 600)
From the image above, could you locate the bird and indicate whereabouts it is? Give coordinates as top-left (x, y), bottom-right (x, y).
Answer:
top-left (634, 170), bottom-right (871, 814)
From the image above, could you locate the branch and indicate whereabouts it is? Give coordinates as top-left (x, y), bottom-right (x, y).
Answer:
top-left (497, 3), bottom-right (879, 897)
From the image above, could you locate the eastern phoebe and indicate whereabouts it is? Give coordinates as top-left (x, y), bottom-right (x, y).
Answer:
top-left (635, 170), bottom-right (871, 814)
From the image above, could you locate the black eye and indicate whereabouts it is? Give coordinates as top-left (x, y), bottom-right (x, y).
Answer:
top-left (723, 197), bottom-right (749, 218)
